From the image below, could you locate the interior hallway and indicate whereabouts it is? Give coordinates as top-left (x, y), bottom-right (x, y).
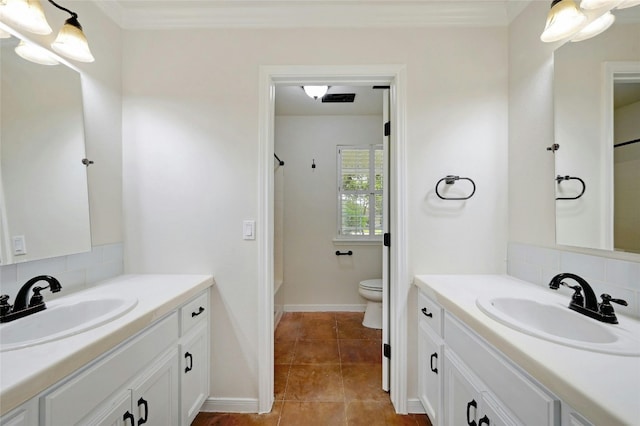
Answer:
top-left (193, 312), bottom-right (431, 425)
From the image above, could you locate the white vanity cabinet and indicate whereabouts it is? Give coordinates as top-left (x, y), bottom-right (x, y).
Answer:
top-left (0, 287), bottom-right (212, 426)
top-left (417, 289), bottom-right (559, 426)
top-left (179, 291), bottom-right (210, 426)
top-left (417, 292), bottom-right (444, 425)
top-left (444, 351), bottom-right (519, 426)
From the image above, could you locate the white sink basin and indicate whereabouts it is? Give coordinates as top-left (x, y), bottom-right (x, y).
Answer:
top-left (476, 297), bottom-right (640, 356)
top-left (0, 296), bottom-right (138, 352)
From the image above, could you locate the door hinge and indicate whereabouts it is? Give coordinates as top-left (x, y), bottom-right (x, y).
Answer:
top-left (384, 121), bottom-right (391, 137)
top-left (384, 343), bottom-right (391, 359)
top-left (383, 233), bottom-right (390, 247)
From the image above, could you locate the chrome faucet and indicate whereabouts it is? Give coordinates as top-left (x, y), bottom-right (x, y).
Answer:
top-left (548, 273), bottom-right (627, 324)
top-left (0, 275), bottom-right (62, 323)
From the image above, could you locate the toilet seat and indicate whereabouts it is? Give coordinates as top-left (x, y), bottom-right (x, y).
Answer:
top-left (359, 279), bottom-right (382, 291)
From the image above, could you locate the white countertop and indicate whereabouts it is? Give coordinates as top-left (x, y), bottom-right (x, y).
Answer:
top-left (0, 274), bottom-right (214, 416)
top-left (414, 274), bottom-right (640, 426)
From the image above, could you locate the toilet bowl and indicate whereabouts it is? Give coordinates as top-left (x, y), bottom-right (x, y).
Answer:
top-left (358, 278), bottom-right (383, 329)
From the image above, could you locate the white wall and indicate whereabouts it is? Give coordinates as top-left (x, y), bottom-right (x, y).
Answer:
top-left (122, 26), bottom-right (508, 404)
top-left (275, 115), bottom-right (383, 309)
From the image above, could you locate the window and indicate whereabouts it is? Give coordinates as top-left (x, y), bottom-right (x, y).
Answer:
top-left (337, 145), bottom-right (384, 239)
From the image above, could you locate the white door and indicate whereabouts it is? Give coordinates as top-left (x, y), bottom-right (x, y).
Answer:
top-left (381, 88), bottom-right (390, 392)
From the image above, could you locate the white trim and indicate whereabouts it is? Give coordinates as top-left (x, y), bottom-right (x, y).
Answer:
top-left (94, 2), bottom-right (520, 30)
top-left (602, 61), bottom-right (640, 252)
top-left (333, 239), bottom-right (383, 246)
top-left (258, 64), bottom-right (408, 415)
top-left (200, 398), bottom-right (259, 413)
top-left (407, 398), bottom-right (427, 414)
top-left (284, 304), bottom-right (367, 312)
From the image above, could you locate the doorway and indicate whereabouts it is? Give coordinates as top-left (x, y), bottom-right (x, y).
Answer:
top-left (257, 65), bottom-right (409, 414)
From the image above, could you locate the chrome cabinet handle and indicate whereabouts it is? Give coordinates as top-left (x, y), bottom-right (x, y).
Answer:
top-left (123, 411), bottom-right (135, 426)
top-left (479, 415), bottom-right (490, 426)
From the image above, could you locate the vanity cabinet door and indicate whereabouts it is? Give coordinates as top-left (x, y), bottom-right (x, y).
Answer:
top-left (180, 322), bottom-right (209, 426)
top-left (418, 320), bottom-right (443, 425)
top-left (444, 352), bottom-right (520, 426)
top-left (130, 348), bottom-right (180, 426)
top-left (82, 390), bottom-right (132, 426)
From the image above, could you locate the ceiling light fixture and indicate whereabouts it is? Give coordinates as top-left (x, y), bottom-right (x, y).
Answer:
top-left (579, 0), bottom-right (622, 9)
top-left (302, 86), bottom-right (329, 100)
top-left (541, 0), bottom-right (587, 42)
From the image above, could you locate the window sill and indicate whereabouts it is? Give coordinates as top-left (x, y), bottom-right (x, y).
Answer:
top-left (333, 238), bottom-right (383, 246)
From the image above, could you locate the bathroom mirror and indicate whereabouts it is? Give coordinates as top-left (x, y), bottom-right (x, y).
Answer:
top-left (0, 34), bottom-right (91, 265)
top-left (553, 14), bottom-right (640, 254)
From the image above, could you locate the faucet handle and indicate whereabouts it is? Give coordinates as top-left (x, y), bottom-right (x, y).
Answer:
top-left (0, 294), bottom-right (12, 316)
top-left (600, 293), bottom-right (628, 306)
top-left (599, 294), bottom-right (628, 318)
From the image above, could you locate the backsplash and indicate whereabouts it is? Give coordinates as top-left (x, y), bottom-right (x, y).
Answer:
top-left (508, 243), bottom-right (640, 319)
top-left (0, 243), bottom-right (124, 300)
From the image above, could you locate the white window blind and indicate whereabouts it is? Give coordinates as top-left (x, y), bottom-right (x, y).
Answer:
top-left (337, 145), bottom-right (383, 239)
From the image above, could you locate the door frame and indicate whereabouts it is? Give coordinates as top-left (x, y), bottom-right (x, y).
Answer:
top-left (257, 64), bottom-right (409, 414)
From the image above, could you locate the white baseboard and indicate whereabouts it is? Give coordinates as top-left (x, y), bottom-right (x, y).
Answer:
top-left (200, 397), bottom-right (259, 413)
top-left (406, 398), bottom-right (426, 414)
top-left (284, 304), bottom-right (366, 312)
top-left (274, 307), bottom-right (283, 327)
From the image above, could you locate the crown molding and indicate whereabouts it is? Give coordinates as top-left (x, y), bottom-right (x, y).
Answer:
top-left (93, 1), bottom-right (530, 30)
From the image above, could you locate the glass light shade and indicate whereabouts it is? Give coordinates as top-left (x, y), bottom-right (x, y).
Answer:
top-left (540, 0), bottom-right (587, 42)
top-left (51, 17), bottom-right (94, 63)
top-left (616, 0), bottom-right (640, 8)
top-left (0, 0), bottom-right (52, 35)
top-left (580, 0), bottom-right (621, 9)
top-left (14, 39), bottom-right (59, 65)
top-left (571, 11), bottom-right (616, 41)
top-left (303, 85), bottom-right (329, 100)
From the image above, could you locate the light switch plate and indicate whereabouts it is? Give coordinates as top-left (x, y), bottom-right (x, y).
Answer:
top-left (243, 220), bottom-right (255, 240)
top-left (12, 235), bottom-right (27, 255)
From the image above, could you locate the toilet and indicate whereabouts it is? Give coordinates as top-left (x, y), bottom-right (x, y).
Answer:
top-left (358, 278), bottom-right (383, 329)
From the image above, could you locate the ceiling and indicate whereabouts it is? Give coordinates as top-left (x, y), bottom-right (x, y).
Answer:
top-left (94, 0), bottom-right (533, 30)
top-left (276, 85), bottom-right (384, 116)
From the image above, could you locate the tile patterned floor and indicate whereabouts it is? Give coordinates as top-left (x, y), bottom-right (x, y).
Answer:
top-left (193, 312), bottom-right (432, 426)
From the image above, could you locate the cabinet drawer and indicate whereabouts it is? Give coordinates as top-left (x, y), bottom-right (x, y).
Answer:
top-left (418, 291), bottom-right (443, 337)
top-left (444, 313), bottom-right (558, 426)
top-left (42, 312), bottom-right (179, 426)
top-left (180, 291), bottom-right (209, 336)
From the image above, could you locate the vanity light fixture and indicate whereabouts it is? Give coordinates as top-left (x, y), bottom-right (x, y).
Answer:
top-left (0, 0), bottom-right (52, 35)
top-left (571, 10), bottom-right (616, 41)
top-left (617, 0), bottom-right (640, 8)
top-left (0, 0), bottom-right (94, 62)
top-left (541, 0), bottom-right (640, 42)
top-left (14, 38), bottom-right (59, 65)
top-left (540, 0), bottom-right (587, 42)
top-left (48, 0), bottom-right (94, 62)
top-left (303, 85), bottom-right (329, 100)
